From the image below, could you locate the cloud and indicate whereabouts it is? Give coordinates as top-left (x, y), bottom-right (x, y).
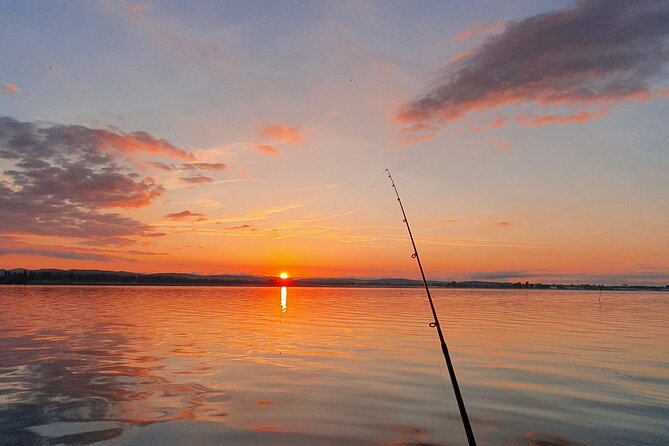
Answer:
top-left (2, 83), bottom-right (18, 94)
top-left (180, 175), bottom-right (214, 184)
top-left (259, 124), bottom-right (305, 145)
top-left (0, 246), bottom-right (113, 262)
top-left (453, 21), bottom-right (506, 42)
top-left (513, 109), bottom-right (609, 126)
top-left (495, 221), bottom-right (511, 227)
top-left (255, 144), bottom-right (282, 156)
top-left (225, 224), bottom-right (257, 231)
top-left (127, 250), bottom-right (167, 256)
top-left (0, 116), bottom-right (172, 243)
top-left (166, 210), bottom-right (207, 221)
top-left (398, 0), bottom-right (669, 139)
top-left (487, 136), bottom-right (512, 150)
top-left (180, 162), bottom-right (227, 171)
top-left (147, 161), bottom-right (175, 171)
top-left (127, 2), bottom-right (152, 17)
top-left (0, 116), bottom-right (194, 162)
top-left (140, 232), bottom-right (167, 237)
top-left (97, 130), bottom-right (195, 160)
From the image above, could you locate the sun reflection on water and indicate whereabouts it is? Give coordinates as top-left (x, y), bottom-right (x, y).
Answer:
top-left (280, 286), bottom-right (287, 313)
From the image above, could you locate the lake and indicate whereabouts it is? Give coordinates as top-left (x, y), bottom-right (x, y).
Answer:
top-left (0, 286), bottom-right (667, 445)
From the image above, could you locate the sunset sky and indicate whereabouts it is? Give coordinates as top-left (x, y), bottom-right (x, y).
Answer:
top-left (1, 0), bottom-right (668, 284)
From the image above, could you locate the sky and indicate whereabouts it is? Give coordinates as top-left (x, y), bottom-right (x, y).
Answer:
top-left (1, 0), bottom-right (668, 284)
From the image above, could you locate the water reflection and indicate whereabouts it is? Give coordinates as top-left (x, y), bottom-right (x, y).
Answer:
top-left (0, 286), bottom-right (667, 446)
top-left (280, 286), bottom-right (287, 313)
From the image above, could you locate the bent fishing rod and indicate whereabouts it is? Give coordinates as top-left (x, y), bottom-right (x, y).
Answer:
top-left (386, 169), bottom-right (477, 446)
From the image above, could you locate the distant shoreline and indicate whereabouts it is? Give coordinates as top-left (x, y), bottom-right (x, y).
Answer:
top-left (1, 268), bottom-right (667, 291)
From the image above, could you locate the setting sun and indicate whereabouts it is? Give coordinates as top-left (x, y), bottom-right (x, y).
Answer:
top-left (279, 272), bottom-right (289, 279)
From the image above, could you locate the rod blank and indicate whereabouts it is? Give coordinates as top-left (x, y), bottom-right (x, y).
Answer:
top-left (386, 169), bottom-right (477, 446)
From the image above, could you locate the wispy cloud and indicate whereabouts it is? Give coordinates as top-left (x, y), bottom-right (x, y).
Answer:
top-left (126, 2), bottom-right (152, 17)
top-left (127, 249), bottom-right (167, 256)
top-left (259, 124), bottom-right (305, 145)
top-left (225, 224), bottom-right (257, 231)
top-left (141, 232), bottom-right (167, 237)
top-left (166, 210), bottom-right (207, 221)
top-left (180, 162), bottom-right (227, 171)
top-left (147, 161), bottom-right (175, 171)
top-left (2, 82), bottom-right (18, 94)
top-left (180, 175), bottom-right (214, 184)
top-left (398, 0), bottom-right (669, 140)
top-left (255, 144), bottom-right (282, 156)
top-left (0, 247), bottom-right (113, 262)
top-left (453, 21), bottom-right (506, 42)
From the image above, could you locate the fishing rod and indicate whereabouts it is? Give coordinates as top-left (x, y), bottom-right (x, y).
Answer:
top-left (386, 169), bottom-right (477, 446)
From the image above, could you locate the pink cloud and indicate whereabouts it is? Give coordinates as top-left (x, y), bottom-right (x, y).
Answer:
top-left (487, 136), bottom-right (511, 150)
top-left (449, 50), bottom-right (477, 64)
top-left (259, 124), bottom-right (305, 145)
top-left (2, 83), bottom-right (18, 93)
top-left (453, 21), bottom-right (506, 42)
top-left (255, 144), bottom-right (281, 156)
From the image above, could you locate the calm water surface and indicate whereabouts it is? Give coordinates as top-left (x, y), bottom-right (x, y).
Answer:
top-left (0, 286), bottom-right (667, 445)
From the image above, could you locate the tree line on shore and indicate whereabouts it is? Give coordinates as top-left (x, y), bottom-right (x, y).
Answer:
top-left (1, 268), bottom-right (667, 291)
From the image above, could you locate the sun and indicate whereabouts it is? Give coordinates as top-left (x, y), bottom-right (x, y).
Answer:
top-left (279, 272), bottom-right (289, 279)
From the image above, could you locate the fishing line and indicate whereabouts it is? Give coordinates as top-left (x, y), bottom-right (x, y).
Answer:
top-left (348, 169), bottom-right (387, 209)
top-left (411, 258), bottom-right (455, 442)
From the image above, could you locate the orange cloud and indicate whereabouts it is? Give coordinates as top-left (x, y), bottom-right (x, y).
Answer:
top-left (514, 109), bottom-right (609, 127)
top-left (453, 21), bottom-right (506, 42)
top-left (96, 131), bottom-right (196, 160)
top-left (166, 210), bottom-right (207, 221)
top-left (255, 144), bottom-right (281, 156)
top-left (495, 221), bottom-right (511, 228)
top-left (2, 83), bottom-right (18, 93)
top-left (259, 124), bottom-right (305, 145)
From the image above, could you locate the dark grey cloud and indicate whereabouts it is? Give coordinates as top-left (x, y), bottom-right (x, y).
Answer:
top-left (0, 116), bottom-right (172, 243)
top-left (398, 0), bottom-right (669, 138)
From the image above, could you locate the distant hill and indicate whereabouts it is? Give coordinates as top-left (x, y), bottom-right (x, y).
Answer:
top-left (1, 268), bottom-right (667, 291)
